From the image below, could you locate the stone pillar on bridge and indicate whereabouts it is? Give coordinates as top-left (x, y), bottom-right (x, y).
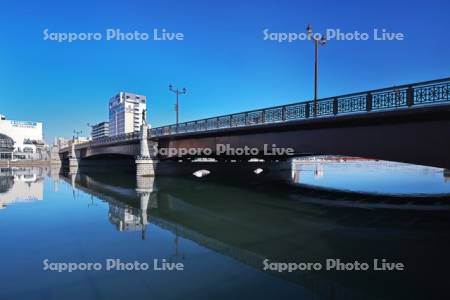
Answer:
top-left (50, 144), bottom-right (62, 165)
top-left (69, 140), bottom-right (79, 173)
top-left (135, 123), bottom-right (158, 176)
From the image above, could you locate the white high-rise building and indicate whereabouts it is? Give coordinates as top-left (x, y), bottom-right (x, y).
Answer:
top-left (109, 92), bottom-right (147, 136)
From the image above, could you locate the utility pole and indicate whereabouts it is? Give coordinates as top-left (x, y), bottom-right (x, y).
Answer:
top-left (169, 84), bottom-right (187, 125)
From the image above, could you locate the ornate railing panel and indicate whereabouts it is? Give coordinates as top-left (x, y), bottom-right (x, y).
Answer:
top-left (414, 81), bottom-right (450, 105)
top-left (186, 122), bottom-right (196, 132)
top-left (177, 123), bottom-right (186, 133)
top-left (285, 103), bottom-right (307, 120)
top-left (231, 113), bottom-right (246, 127)
top-left (372, 88), bottom-right (407, 110)
top-left (218, 116), bottom-right (231, 128)
top-left (316, 98), bottom-right (334, 116)
top-left (207, 118), bottom-right (217, 130)
top-left (163, 126), bottom-right (170, 135)
top-left (338, 95), bottom-right (366, 113)
top-left (264, 107), bottom-right (283, 123)
top-left (246, 110), bottom-right (263, 125)
top-left (197, 120), bottom-right (207, 131)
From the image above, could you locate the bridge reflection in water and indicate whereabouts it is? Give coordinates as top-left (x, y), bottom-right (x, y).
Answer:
top-left (291, 157), bottom-right (450, 197)
top-left (52, 166), bottom-right (450, 300)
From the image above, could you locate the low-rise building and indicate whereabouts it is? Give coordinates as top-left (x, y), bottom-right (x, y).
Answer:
top-left (0, 134), bottom-right (15, 159)
top-left (91, 122), bottom-right (109, 140)
top-left (0, 115), bottom-right (45, 159)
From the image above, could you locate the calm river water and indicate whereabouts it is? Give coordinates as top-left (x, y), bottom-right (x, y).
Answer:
top-left (1, 160), bottom-right (450, 300)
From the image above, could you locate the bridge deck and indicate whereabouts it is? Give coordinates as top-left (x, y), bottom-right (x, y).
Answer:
top-left (151, 77), bottom-right (449, 137)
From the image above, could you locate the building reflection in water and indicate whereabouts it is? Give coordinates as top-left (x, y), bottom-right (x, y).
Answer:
top-left (0, 167), bottom-right (47, 209)
top-left (59, 169), bottom-right (158, 240)
top-left (108, 202), bottom-right (145, 232)
top-left (106, 175), bottom-right (158, 240)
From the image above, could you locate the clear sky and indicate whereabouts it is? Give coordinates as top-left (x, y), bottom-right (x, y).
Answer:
top-left (0, 0), bottom-right (449, 143)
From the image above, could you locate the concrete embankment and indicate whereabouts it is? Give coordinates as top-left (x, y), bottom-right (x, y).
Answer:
top-left (0, 160), bottom-right (52, 167)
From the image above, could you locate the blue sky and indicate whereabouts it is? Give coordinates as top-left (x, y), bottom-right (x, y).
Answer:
top-left (0, 0), bottom-right (449, 142)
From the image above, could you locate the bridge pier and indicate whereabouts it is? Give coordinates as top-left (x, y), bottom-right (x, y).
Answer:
top-left (136, 175), bottom-right (158, 240)
top-left (136, 159), bottom-right (157, 176)
top-left (69, 169), bottom-right (79, 193)
top-left (69, 158), bottom-right (79, 169)
top-left (50, 164), bottom-right (62, 192)
top-left (50, 145), bottom-right (62, 165)
top-left (136, 175), bottom-right (158, 209)
top-left (68, 141), bottom-right (79, 173)
top-left (135, 123), bottom-right (158, 176)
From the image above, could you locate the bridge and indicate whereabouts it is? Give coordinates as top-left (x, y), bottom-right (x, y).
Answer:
top-left (56, 77), bottom-right (450, 175)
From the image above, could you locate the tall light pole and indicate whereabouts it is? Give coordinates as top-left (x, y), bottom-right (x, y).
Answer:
top-left (73, 130), bottom-right (82, 142)
top-left (169, 84), bottom-right (187, 125)
top-left (87, 123), bottom-right (94, 140)
top-left (306, 24), bottom-right (327, 117)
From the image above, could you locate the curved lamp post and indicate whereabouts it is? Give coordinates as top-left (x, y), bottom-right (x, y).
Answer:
top-left (306, 24), bottom-right (327, 117)
top-left (169, 85), bottom-right (187, 125)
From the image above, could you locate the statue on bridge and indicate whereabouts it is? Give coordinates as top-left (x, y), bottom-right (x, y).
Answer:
top-left (142, 109), bottom-right (147, 126)
top-left (137, 108), bottom-right (154, 173)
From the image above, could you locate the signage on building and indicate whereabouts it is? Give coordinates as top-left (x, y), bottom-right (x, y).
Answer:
top-left (11, 121), bottom-right (37, 128)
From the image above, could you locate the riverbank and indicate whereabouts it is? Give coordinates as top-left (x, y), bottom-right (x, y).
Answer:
top-left (0, 160), bottom-right (52, 167)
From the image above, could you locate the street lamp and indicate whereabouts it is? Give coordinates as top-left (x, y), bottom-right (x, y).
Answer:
top-left (306, 24), bottom-right (327, 116)
top-left (87, 123), bottom-right (95, 140)
top-left (169, 84), bottom-right (187, 125)
top-left (73, 130), bottom-right (82, 142)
